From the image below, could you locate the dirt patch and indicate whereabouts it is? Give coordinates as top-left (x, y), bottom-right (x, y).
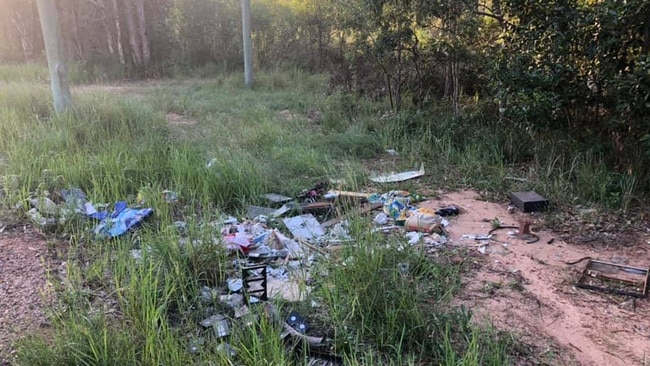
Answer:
top-left (166, 112), bottom-right (197, 126)
top-left (277, 109), bottom-right (322, 125)
top-left (419, 191), bottom-right (650, 366)
top-left (0, 228), bottom-right (53, 363)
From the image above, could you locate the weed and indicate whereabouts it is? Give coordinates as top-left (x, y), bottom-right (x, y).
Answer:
top-left (0, 68), bottom-right (557, 365)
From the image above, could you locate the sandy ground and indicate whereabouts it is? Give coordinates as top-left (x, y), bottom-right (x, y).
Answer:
top-left (420, 191), bottom-right (650, 366)
top-left (0, 227), bottom-right (52, 363)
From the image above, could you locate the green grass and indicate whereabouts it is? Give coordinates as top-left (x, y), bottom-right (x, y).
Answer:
top-left (1, 63), bottom-right (644, 365)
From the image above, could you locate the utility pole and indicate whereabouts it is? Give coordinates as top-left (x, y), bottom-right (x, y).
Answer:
top-left (36, 0), bottom-right (72, 114)
top-left (241, 0), bottom-right (253, 88)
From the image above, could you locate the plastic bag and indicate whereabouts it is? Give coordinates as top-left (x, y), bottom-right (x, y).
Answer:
top-left (405, 213), bottom-right (441, 234)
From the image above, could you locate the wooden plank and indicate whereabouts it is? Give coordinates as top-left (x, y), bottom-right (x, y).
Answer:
top-left (328, 190), bottom-right (371, 199)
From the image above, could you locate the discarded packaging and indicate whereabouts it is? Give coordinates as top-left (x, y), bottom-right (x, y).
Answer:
top-left (263, 193), bottom-right (293, 204)
top-left (405, 213), bottom-right (441, 234)
top-left (370, 163), bottom-right (425, 183)
top-left (435, 205), bottom-right (459, 216)
top-left (405, 231), bottom-right (421, 245)
top-left (200, 314), bottom-right (226, 328)
top-left (227, 278), bottom-right (243, 292)
top-left (373, 213), bottom-right (388, 225)
top-left (283, 214), bottom-right (325, 241)
top-left (217, 342), bottom-right (237, 357)
top-left (287, 312), bottom-right (309, 333)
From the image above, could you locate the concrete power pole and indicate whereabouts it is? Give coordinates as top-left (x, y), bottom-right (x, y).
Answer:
top-left (36, 0), bottom-right (72, 114)
top-left (241, 0), bottom-right (253, 88)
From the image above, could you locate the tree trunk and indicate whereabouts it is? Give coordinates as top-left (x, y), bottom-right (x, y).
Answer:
top-left (134, 0), bottom-right (149, 65)
top-left (70, 5), bottom-right (84, 61)
top-left (111, 0), bottom-right (125, 65)
top-left (35, 0), bottom-right (72, 114)
top-left (241, 0), bottom-right (253, 87)
top-left (124, 0), bottom-right (142, 66)
top-left (11, 10), bottom-right (34, 60)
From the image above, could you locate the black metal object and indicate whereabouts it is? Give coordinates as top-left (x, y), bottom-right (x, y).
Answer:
top-left (576, 259), bottom-right (649, 298)
top-left (242, 265), bottom-right (268, 302)
top-left (510, 191), bottom-right (549, 212)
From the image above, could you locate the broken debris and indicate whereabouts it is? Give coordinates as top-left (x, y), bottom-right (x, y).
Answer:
top-left (370, 163), bottom-right (425, 183)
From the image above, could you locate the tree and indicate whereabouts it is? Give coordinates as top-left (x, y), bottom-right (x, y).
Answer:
top-left (35, 0), bottom-right (72, 113)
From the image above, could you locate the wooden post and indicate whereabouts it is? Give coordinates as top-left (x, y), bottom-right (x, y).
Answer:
top-left (35, 0), bottom-right (72, 114)
top-left (241, 0), bottom-right (253, 87)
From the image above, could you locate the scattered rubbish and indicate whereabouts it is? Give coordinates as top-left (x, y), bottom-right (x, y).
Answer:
top-left (222, 232), bottom-right (252, 252)
top-left (575, 259), bottom-right (649, 298)
top-left (405, 213), bottom-right (443, 234)
top-left (188, 337), bottom-right (205, 353)
top-left (384, 197), bottom-right (408, 220)
top-left (385, 149), bottom-right (398, 156)
top-left (207, 158), bottom-right (218, 168)
top-left (29, 197), bottom-right (58, 216)
top-left (247, 205), bottom-right (279, 219)
top-left (424, 233), bottom-right (447, 246)
top-left (372, 225), bottom-right (402, 234)
top-left (405, 231), bottom-right (421, 245)
top-left (297, 182), bottom-right (329, 203)
top-left (216, 342), bottom-right (237, 357)
top-left (173, 221), bottom-right (187, 232)
top-left (200, 286), bottom-right (216, 303)
top-left (242, 265), bottom-right (268, 302)
top-left (200, 314), bottom-right (226, 328)
top-left (200, 314), bottom-right (231, 338)
top-left (263, 193), bottom-right (293, 204)
top-left (435, 205), bottom-right (459, 216)
top-left (328, 221), bottom-right (351, 241)
top-left (462, 234), bottom-right (492, 241)
top-left (510, 191), bottom-right (549, 213)
top-left (219, 293), bottom-right (244, 308)
top-left (321, 202), bottom-right (383, 229)
top-left (162, 190), bottom-right (179, 202)
top-left (478, 244), bottom-right (488, 254)
top-left (213, 319), bottom-right (230, 338)
top-left (60, 188), bottom-right (87, 209)
top-left (370, 163), bottom-right (425, 183)
top-left (92, 201), bottom-right (154, 238)
top-left (283, 214), bottom-right (325, 241)
top-left (129, 249), bottom-right (143, 260)
top-left (227, 278), bottom-right (243, 293)
top-left (287, 312), bottom-right (309, 333)
top-left (488, 224), bottom-right (539, 244)
top-left (397, 262), bottom-right (410, 273)
top-left (27, 208), bottom-right (57, 228)
top-left (373, 213), bottom-right (388, 225)
top-left (234, 306), bottom-right (250, 318)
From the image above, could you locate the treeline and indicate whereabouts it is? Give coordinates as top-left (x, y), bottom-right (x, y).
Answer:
top-left (1, 0), bottom-right (649, 174)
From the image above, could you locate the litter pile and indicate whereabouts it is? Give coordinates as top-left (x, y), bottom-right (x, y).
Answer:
top-left (24, 164), bottom-right (463, 364)
top-left (27, 188), bottom-right (153, 238)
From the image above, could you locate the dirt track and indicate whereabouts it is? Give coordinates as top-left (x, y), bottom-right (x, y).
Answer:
top-left (421, 191), bottom-right (650, 366)
top-left (0, 228), bottom-right (52, 363)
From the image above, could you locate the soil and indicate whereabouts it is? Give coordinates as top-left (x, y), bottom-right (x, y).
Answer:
top-left (419, 191), bottom-right (650, 366)
top-left (0, 226), bottom-right (53, 364)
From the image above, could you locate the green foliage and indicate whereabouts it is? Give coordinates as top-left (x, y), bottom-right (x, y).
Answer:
top-left (314, 233), bottom-right (513, 364)
top-left (493, 0), bottom-right (650, 164)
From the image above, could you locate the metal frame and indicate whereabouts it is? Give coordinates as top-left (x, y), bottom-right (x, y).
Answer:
top-left (576, 259), bottom-right (649, 298)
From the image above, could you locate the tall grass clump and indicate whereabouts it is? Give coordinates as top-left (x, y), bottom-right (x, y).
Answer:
top-left (0, 62), bottom-right (49, 83)
top-left (314, 226), bottom-right (513, 365)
